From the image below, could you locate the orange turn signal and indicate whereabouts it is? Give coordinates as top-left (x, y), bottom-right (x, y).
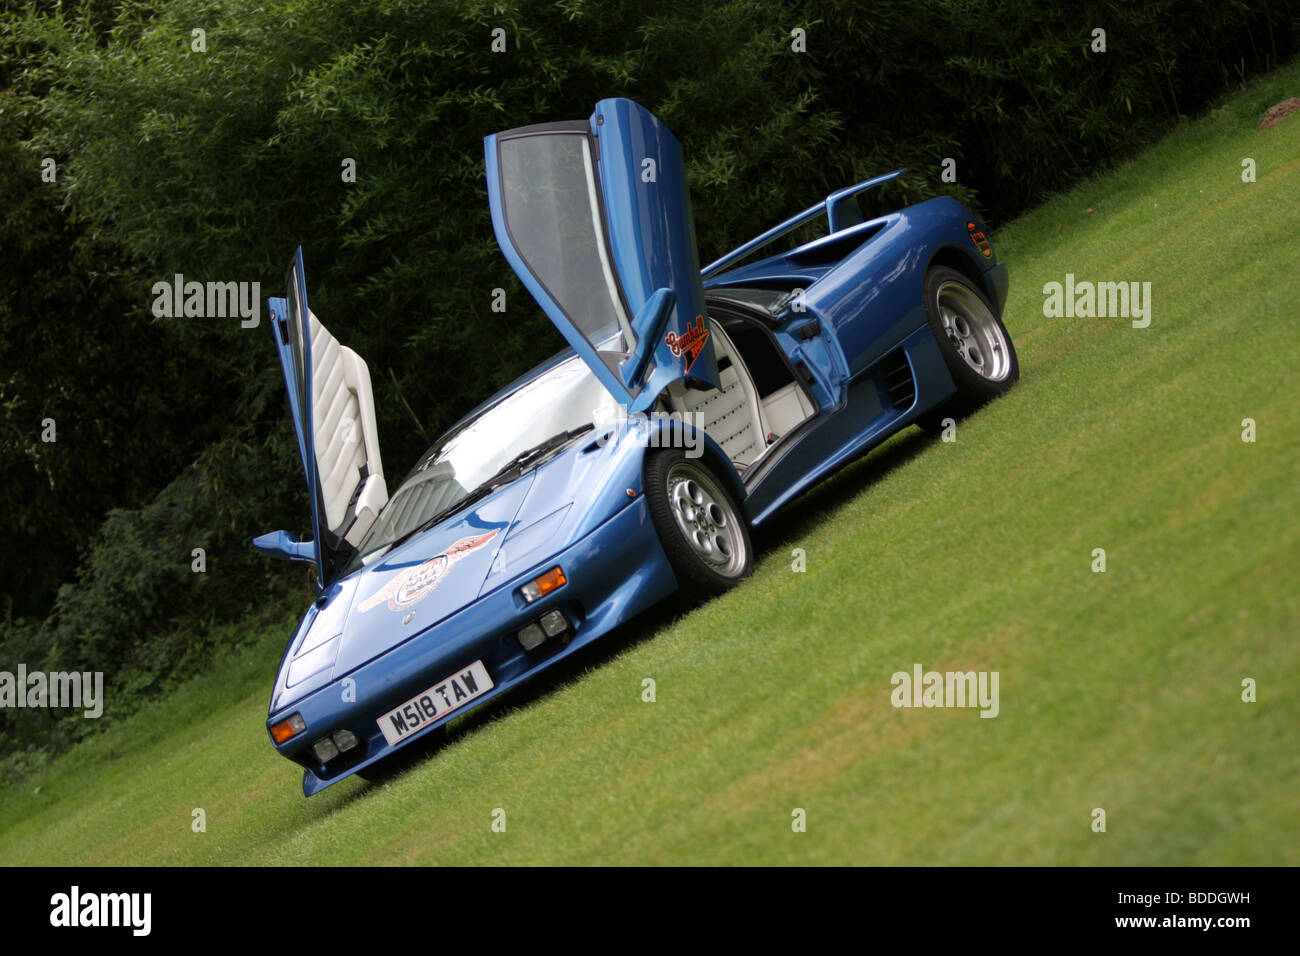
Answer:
top-left (270, 712), bottom-right (306, 744)
top-left (520, 566), bottom-right (566, 603)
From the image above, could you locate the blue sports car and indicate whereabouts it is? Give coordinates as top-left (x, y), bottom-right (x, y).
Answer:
top-left (254, 98), bottom-right (1018, 795)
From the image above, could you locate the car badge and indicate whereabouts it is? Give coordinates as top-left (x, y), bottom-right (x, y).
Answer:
top-left (665, 316), bottom-right (710, 374)
top-left (359, 530), bottom-right (500, 613)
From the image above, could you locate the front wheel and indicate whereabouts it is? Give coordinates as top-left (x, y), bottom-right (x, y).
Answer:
top-left (918, 265), bottom-right (1019, 431)
top-left (644, 449), bottom-right (753, 599)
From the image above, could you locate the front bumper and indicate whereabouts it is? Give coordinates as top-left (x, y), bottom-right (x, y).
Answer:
top-left (268, 494), bottom-right (677, 795)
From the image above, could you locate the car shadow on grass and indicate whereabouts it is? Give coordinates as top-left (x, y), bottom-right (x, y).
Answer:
top-left (352, 424), bottom-right (937, 792)
top-left (748, 426), bottom-right (933, 556)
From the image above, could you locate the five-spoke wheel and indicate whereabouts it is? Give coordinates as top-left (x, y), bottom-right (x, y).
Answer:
top-left (645, 449), bottom-right (753, 597)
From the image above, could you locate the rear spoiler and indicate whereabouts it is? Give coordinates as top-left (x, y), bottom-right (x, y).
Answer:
top-left (701, 168), bottom-right (906, 279)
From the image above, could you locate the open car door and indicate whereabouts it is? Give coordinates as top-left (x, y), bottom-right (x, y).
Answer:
top-left (258, 248), bottom-right (388, 588)
top-left (485, 98), bottom-right (721, 414)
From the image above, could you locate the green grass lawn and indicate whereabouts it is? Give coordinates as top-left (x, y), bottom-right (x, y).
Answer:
top-left (3, 62), bottom-right (1297, 866)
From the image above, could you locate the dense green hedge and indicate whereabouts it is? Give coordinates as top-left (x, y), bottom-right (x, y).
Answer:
top-left (1, 0), bottom-right (1295, 768)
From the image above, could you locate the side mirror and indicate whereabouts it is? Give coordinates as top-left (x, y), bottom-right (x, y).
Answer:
top-left (618, 288), bottom-right (676, 387)
top-left (252, 530), bottom-right (316, 564)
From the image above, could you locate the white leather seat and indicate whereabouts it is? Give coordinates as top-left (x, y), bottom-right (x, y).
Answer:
top-left (664, 324), bottom-right (767, 469)
top-left (309, 311), bottom-right (388, 545)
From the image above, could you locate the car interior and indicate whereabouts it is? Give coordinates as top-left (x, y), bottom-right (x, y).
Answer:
top-left (659, 294), bottom-right (816, 477)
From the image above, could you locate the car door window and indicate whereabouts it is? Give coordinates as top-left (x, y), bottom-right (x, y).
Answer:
top-left (498, 131), bottom-right (635, 357)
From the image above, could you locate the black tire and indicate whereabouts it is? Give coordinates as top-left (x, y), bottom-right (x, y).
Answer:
top-left (644, 448), bottom-right (753, 599)
top-left (917, 265), bottom-right (1019, 432)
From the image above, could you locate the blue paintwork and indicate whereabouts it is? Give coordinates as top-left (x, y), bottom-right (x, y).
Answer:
top-left (252, 529), bottom-right (315, 564)
top-left (258, 100), bottom-right (1012, 795)
top-left (618, 287), bottom-right (675, 387)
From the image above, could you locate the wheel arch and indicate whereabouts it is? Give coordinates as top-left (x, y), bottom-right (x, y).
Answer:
top-left (640, 417), bottom-right (749, 523)
top-left (926, 244), bottom-right (1001, 316)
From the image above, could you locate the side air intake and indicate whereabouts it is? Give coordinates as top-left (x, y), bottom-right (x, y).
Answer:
top-left (881, 349), bottom-right (915, 411)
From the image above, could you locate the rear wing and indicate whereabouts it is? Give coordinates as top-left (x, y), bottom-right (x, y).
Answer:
top-left (700, 168), bottom-right (906, 279)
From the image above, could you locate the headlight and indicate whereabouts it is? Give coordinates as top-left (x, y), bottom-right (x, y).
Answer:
top-left (517, 622), bottom-right (546, 650)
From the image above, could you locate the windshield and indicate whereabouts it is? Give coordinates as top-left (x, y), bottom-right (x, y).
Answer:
top-left (347, 354), bottom-right (620, 569)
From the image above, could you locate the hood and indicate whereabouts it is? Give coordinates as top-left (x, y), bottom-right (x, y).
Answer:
top-left (270, 473), bottom-right (536, 711)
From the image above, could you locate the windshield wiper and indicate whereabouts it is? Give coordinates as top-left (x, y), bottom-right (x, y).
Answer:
top-left (477, 424), bottom-right (595, 488)
top-left (372, 424), bottom-right (595, 557)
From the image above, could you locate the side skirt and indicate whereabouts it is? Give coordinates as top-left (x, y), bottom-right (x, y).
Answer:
top-left (742, 323), bottom-right (956, 525)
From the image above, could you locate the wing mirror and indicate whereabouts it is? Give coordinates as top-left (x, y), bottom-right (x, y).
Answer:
top-left (618, 287), bottom-right (676, 388)
top-left (252, 530), bottom-right (316, 564)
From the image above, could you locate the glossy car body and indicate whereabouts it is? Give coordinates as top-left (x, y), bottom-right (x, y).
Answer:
top-left (254, 98), bottom-right (1010, 795)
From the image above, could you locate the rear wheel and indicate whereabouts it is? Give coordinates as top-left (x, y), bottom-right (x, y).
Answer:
top-left (918, 265), bottom-right (1019, 431)
top-left (644, 449), bottom-right (752, 599)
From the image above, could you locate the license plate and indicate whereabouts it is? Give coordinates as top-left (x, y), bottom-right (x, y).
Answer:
top-left (377, 660), bottom-right (493, 746)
